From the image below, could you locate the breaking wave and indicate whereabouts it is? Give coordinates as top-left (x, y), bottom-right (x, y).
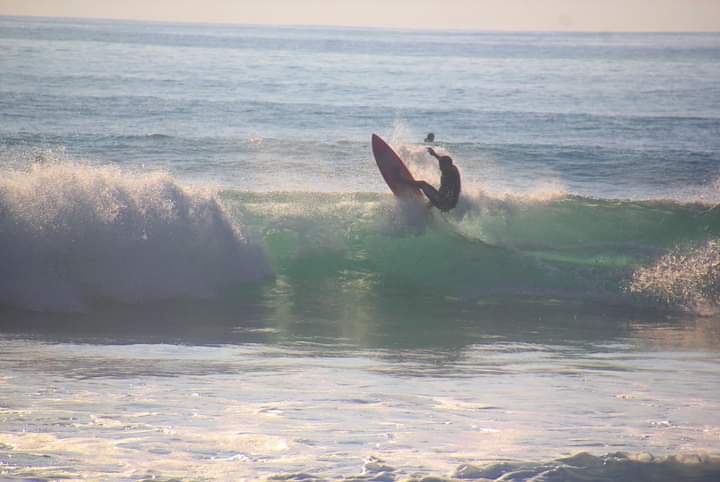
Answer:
top-left (0, 161), bottom-right (271, 312)
top-left (224, 188), bottom-right (720, 311)
top-left (1, 161), bottom-right (719, 314)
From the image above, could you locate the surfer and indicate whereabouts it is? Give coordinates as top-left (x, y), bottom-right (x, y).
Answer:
top-left (401, 147), bottom-right (461, 212)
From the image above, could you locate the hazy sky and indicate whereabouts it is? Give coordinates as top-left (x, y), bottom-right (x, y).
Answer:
top-left (1, 0), bottom-right (719, 31)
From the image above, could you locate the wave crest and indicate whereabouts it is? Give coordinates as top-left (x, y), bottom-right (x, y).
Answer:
top-left (0, 162), bottom-right (272, 312)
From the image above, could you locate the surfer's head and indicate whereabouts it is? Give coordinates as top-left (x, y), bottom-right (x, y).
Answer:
top-left (438, 155), bottom-right (453, 169)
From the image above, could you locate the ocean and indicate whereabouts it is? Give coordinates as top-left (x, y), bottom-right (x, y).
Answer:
top-left (1, 15), bottom-right (720, 481)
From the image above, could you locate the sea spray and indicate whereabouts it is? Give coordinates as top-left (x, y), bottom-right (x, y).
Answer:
top-left (0, 161), bottom-right (272, 312)
top-left (630, 240), bottom-right (720, 313)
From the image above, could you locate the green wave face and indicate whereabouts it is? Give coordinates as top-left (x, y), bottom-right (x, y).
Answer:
top-left (222, 191), bottom-right (720, 314)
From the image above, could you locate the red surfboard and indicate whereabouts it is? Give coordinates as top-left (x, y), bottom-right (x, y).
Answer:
top-left (371, 134), bottom-right (423, 200)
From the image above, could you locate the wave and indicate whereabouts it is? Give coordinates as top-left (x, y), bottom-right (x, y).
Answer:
top-left (0, 162), bottom-right (272, 312)
top-left (299, 451), bottom-right (720, 482)
top-left (267, 452), bottom-right (720, 481)
top-left (223, 188), bottom-right (720, 312)
top-left (444, 452), bottom-right (720, 482)
top-left (1, 161), bottom-right (718, 314)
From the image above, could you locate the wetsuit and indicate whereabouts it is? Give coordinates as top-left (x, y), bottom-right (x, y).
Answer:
top-left (415, 162), bottom-right (461, 212)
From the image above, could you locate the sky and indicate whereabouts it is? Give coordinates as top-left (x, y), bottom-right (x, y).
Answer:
top-left (1, 0), bottom-right (719, 31)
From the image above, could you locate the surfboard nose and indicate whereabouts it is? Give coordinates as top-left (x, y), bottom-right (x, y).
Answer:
top-left (371, 133), bottom-right (383, 154)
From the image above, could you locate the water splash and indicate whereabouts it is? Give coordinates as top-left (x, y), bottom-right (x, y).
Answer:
top-left (630, 240), bottom-right (720, 314)
top-left (0, 161), bottom-right (272, 312)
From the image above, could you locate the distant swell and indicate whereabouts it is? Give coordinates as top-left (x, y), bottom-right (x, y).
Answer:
top-left (0, 162), bottom-right (272, 312)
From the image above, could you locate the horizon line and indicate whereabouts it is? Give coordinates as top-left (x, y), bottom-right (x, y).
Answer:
top-left (2, 13), bottom-right (719, 35)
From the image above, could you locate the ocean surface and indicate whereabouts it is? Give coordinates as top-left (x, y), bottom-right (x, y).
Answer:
top-left (1, 15), bottom-right (720, 481)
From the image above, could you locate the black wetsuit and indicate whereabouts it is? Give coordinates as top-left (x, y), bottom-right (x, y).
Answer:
top-left (416, 164), bottom-right (461, 212)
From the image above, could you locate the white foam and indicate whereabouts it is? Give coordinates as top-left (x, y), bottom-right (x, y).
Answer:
top-left (630, 240), bottom-right (720, 314)
top-left (0, 161), bottom-right (272, 312)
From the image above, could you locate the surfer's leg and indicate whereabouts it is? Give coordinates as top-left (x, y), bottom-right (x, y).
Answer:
top-left (416, 181), bottom-right (441, 208)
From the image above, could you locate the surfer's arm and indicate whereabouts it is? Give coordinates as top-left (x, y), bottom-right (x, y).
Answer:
top-left (427, 147), bottom-right (440, 159)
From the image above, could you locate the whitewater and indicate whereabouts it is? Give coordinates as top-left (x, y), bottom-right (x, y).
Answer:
top-left (1, 15), bottom-right (720, 481)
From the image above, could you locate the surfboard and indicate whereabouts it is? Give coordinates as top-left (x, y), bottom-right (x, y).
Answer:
top-left (372, 134), bottom-right (423, 200)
